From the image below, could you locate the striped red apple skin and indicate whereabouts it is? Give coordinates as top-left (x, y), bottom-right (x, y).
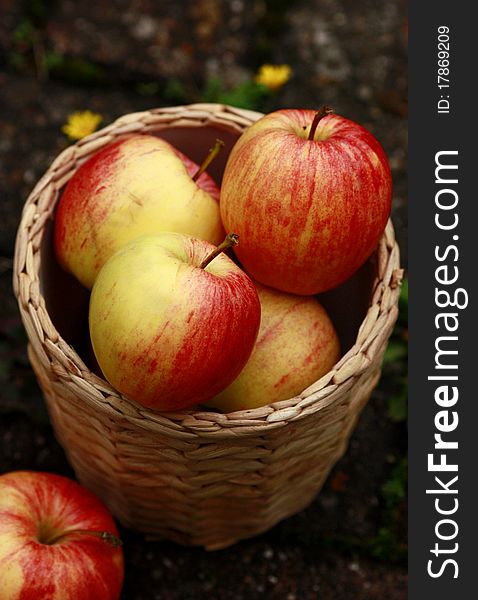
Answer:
top-left (0, 471), bottom-right (124, 600)
top-left (54, 134), bottom-right (224, 289)
top-left (220, 109), bottom-right (392, 295)
top-left (89, 233), bottom-right (261, 411)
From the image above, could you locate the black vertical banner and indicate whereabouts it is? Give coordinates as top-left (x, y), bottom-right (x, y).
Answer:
top-left (409, 2), bottom-right (476, 598)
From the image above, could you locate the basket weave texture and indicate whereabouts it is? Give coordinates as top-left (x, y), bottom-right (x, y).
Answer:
top-left (13, 104), bottom-right (402, 549)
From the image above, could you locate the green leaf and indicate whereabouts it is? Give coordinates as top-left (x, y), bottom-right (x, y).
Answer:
top-left (201, 77), bottom-right (270, 111)
top-left (13, 20), bottom-right (35, 44)
top-left (381, 457), bottom-right (408, 507)
top-left (398, 278), bottom-right (408, 328)
top-left (219, 81), bottom-right (269, 111)
top-left (388, 389), bottom-right (408, 422)
top-left (201, 77), bottom-right (224, 103)
top-left (163, 78), bottom-right (186, 102)
top-left (383, 340), bottom-right (407, 366)
top-left (44, 51), bottom-right (64, 70)
top-left (381, 477), bottom-right (405, 502)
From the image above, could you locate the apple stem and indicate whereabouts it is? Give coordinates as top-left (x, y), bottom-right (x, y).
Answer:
top-left (307, 106), bottom-right (333, 141)
top-left (43, 528), bottom-right (123, 548)
top-left (192, 138), bottom-right (225, 181)
top-left (199, 233), bottom-right (239, 269)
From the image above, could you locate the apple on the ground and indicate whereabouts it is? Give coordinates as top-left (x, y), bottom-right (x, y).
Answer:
top-left (54, 134), bottom-right (225, 289)
top-left (220, 107), bottom-right (392, 295)
top-left (206, 281), bottom-right (340, 412)
top-left (89, 232), bottom-right (261, 411)
top-left (0, 470), bottom-right (124, 600)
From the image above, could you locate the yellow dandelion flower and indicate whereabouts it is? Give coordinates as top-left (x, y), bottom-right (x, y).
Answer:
top-left (255, 64), bottom-right (292, 91)
top-left (62, 110), bottom-right (103, 141)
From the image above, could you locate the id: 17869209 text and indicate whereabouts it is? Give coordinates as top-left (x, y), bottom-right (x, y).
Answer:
top-left (437, 25), bottom-right (451, 114)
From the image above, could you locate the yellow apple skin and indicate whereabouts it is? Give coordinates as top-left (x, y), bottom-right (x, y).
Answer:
top-left (206, 282), bottom-right (340, 412)
top-left (89, 233), bottom-right (261, 411)
top-left (54, 134), bottom-right (224, 289)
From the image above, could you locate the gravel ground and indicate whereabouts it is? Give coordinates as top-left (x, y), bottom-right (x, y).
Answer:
top-left (0, 1), bottom-right (407, 598)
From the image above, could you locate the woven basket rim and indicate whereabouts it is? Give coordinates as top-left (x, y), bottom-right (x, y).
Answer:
top-left (13, 102), bottom-right (403, 439)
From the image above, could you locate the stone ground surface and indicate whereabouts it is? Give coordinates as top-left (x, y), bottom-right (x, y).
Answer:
top-left (0, 1), bottom-right (407, 598)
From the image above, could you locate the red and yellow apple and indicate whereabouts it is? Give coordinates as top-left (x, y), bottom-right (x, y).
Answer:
top-left (89, 232), bottom-right (261, 411)
top-left (206, 282), bottom-right (340, 412)
top-left (0, 470), bottom-right (124, 600)
top-left (220, 107), bottom-right (392, 295)
top-left (54, 134), bottom-right (225, 289)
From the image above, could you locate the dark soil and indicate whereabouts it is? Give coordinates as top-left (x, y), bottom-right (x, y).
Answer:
top-left (0, 1), bottom-right (407, 598)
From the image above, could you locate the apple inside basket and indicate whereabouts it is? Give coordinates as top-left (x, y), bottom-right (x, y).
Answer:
top-left (19, 104), bottom-right (401, 549)
top-left (41, 120), bottom-right (376, 369)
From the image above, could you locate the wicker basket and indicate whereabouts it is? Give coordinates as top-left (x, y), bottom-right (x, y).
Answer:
top-left (13, 103), bottom-right (402, 550)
